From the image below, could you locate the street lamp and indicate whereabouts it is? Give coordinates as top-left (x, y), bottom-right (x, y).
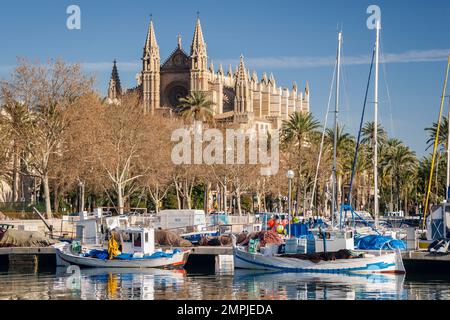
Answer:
top-left (286, 170), bottom-right (295, 238)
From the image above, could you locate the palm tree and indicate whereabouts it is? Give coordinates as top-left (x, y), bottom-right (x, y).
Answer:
top-left (361, 121), bottom-right (387, 150)
top-left (380, 139), bottom-right (417, 212)
top-left (177, 91), bottom-right (215, 123)
top-left (425, 116), bottom-right (448, 151)
top-left (281, 112), bottom-right (320, 214)
top-left (325, 125), bottom-right (355, 207)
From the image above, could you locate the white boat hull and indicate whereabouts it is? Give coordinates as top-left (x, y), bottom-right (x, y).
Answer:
top-left (233, 246), bottom-right (405, 274)
top-left (56, 245), bottom-right (190, 269)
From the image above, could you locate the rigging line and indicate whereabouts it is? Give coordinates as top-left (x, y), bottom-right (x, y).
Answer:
top-left (379, 36), bottom-right (396, 137)
top-left (348, 47), bottom-right (376, 204)
top-left (310, 58), bottom-right (338, 210)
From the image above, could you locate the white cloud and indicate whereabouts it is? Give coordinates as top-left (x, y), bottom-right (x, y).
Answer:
top-left (81, 61), bottom-right (139, 72)
top-left (0, 49), bottom-right (448, 75)
top-left (218, 48), bottom-right (450, 69)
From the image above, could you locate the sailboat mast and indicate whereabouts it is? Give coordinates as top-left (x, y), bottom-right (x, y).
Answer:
top-left (332, 31), bottom-right (342, 227)
top-left (374, 20), bottom-right (380, 228)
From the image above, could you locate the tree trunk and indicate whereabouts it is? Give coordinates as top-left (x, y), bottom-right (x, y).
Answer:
top-left (175, 184), bottom-right (181, 210)
top-left (53, 181), bottom-right (59, 214)
top-left (43, 175), bottom-right (52, 219)
top-left (295, 176), bottom-right (301, 215)
top-left (237, 193), bottom-right (242, 216)
top-left (203, 181), bottom-right (209, 214)
top-left (12, 150), bottom-right (19, 202)
top-left (338, 174), bottom-right (342, 210)
top-left (223, 184), bottom-right (228, 213)
top-left (390, 176), bottom-right (394, 212)
top-left (404, 193), bottom-right (408, 216)
top-left (117, 183), bottom-right (124, 215)
top-left (81, 182), bottom-right (85, 213)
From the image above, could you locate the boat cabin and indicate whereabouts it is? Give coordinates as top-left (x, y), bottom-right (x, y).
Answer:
top-left (116, 227), bottom-right (155, 256)
top-left (75, 210), bottom-right (130, 245)
top-left (427, 203), bottom-right (450, 241)
top-left (313, 229), bottom-right (354, 252)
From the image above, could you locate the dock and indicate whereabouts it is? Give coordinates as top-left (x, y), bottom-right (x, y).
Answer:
top-left (402, 250), bottom-right (450, 273)
top-left (0, 246), bottom-right (234, 273)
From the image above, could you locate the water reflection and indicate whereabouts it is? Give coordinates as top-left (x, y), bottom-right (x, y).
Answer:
top-left (233, 270), bottom-right (406, 300)
top-left (0, 267), bottom-right (449, 300)
top-left (56, 267), bottom-right (187, 300)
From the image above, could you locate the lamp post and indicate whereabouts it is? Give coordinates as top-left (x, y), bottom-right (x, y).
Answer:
top-left (286, 170), bottom-right (295, 238)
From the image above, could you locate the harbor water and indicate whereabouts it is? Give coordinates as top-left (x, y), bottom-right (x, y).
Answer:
top-left (0, 267), bottom-right (449, 300)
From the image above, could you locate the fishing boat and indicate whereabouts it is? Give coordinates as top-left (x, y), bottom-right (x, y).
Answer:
top-left (181, 230), bottom-right (220, 244)
top-left (55, 227), bottom-right (190, 269)
top-left (232, 231), bottom-right (405, 274)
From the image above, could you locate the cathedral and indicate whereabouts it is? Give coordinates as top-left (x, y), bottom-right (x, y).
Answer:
top-left (107, 17), bottom-right (310, 131)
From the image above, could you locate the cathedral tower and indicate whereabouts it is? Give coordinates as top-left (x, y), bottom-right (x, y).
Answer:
top-left (190, 17), bottom-right (208, 92)
top-left (234, 55), bottom-right (252, 113)
top-left (107, 60), bottom-right (122, 104)
top-left (142, 17), bottom-right (160, 114)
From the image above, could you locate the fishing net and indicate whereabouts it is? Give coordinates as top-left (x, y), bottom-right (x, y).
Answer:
top-left (236, 230), bottom-right (283, 247)
top-left (0, 229), bottom-right (58, 248)
top-left (198, 234), bottom-right (232, 246)
top-left (155, 229), bottom-right (192, 247)
top-left (280, 249), bottom-right (363, 263)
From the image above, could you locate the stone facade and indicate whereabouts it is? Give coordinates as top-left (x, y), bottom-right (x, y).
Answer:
top-left (107, 17), bottom-right (310, 130)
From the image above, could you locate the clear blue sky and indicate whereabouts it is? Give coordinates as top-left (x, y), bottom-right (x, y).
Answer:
top-left (0, 0), bottom-right (449, 157)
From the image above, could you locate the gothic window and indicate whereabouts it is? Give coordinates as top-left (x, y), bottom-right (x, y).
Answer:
top-left (167, 85), bottom-right (188, 109)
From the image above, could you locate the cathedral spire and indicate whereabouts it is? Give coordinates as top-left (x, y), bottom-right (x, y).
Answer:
top-left (261, 72), bottom-right (268, 85)
top-left (177, 34), bottom-right (182, 49)
top-left (190, 16), bottom-right (208, 91)
top-left (107, 60), bottom-right (122, 103)
top-left (218, 63), bottom-right (224, 75)
top-left (251, 70), bottom-right (258, 83)
top-left (190, 16), bottom-right (206, 57)
top-left (269, 73), bottom-right (276, 86)
top-left (234, 55), bottom-right (252, 113)
top-left (144, 16), bottom-right (159, 54)
top-left (236, 55), bottom-right (248, 82)
top-left (111, 60), bottom-right (121, 92)
top-left (227, 64), bottom-right (233, 77)
top-left (142, 16), bottom-right (160, 114)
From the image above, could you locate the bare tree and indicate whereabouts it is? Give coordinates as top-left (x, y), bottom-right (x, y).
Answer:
top-left (91, 94), bottom-right (151, 215)
top-left (1, 59), bottom-right (94, 218)
top-left (141, 116), bottom-right (177, 213)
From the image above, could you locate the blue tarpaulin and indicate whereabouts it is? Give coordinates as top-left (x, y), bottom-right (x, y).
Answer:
top-left (82, 249), bottom-right (108, 260)
top-left (355, 234), bottom-right (406, 250)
